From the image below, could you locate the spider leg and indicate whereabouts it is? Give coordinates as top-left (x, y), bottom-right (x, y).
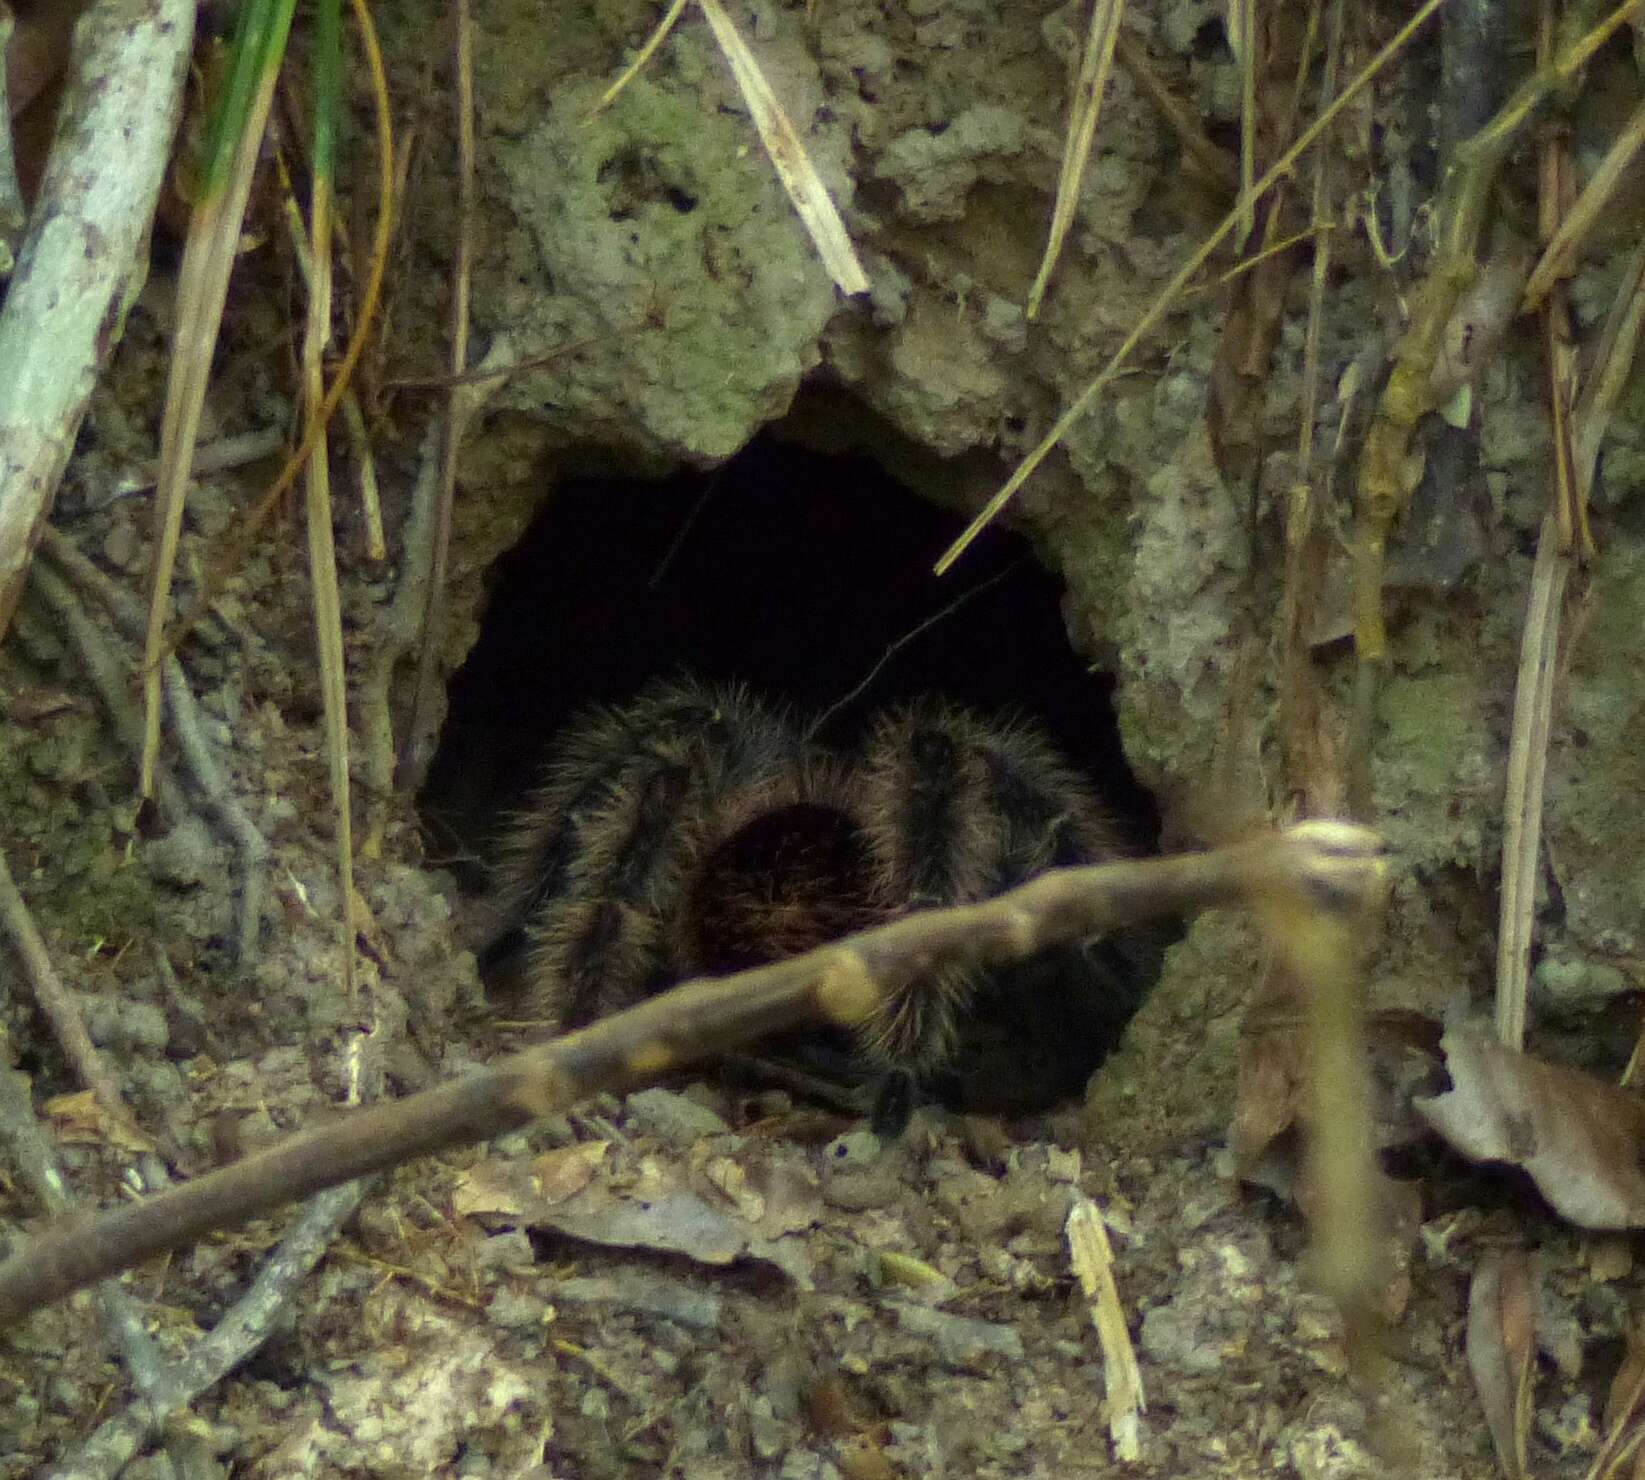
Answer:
top-left (490, 677), bottom-right (807, 1027)
top-left (857, 699), bottom-right (1165, 1126)
top-left (854, 699), bottom-right (1008, 1074)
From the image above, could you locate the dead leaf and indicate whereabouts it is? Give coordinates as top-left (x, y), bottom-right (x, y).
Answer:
top-left (1416, 1019), bottom-right (1645, 1228)
top-left (454, 1141), bottom-right (610, 1217)
top-left (44, 1089), bottom-right (153, 1153)
top-left (534, 1141), bottom-right (610, 1203)
top-left (1466, 1248), bottom-right (1534, 1479)
top-left (452, 1157), bottom-right (536, 1218)
top-left (1233, 990), bottom-right (1442, 1200)
top-left (703, 1155), bottom-right (764, 1221)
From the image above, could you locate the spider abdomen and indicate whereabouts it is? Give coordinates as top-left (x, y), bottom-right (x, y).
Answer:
top-left (683, 799), bottom-right (885, 975)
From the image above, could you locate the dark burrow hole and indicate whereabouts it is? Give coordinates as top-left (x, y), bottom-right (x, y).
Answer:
top-left (422, 426), bottom-right (1171, 1120)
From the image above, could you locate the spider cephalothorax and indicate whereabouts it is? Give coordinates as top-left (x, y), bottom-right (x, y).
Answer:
top-left (484, 675), bottom-right (1163, 1125)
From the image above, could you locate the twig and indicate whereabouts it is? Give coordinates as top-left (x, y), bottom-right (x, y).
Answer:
top-left (0, 1029), bottom-right (172, 1461)
top-left (0, 845), bottom-right (145, 1148)
top-left (1113, 34), bottom-right (1237, 192)
top-left (362, 337), bottom-right (517, 845)
top-left (161, 663), bottom-right (271, 967)
top-left (34, 528), bottom-right (270, 965)
top-left (25, 560), bottom-right (189, 825)
top-left (43, 1182), bottom-right (369, 1480)
top-left (340, 392), bottom-right (386, 561)
top-left (396, 0), bottom-right (476, 794)
top-left (0, 0), bottom-right (195, 637)
top-left (43, 920), bottom-right (391, 1480)
top-left (0, 821), bottom-right (1388, 1322)
top-left (97, 429), bottom-right (290, 502)
top-left (0, 6), bottom-right (28, 265)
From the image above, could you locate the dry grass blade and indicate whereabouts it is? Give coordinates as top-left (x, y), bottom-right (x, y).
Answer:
top-left (1500, 140), bottom-right (1645, 1056)
top-left (588, 0), bottom-right (690, 117)
top-left (396, 0), bottom-right (476, 793)
top-left (697, 0), bottom-right (869, 296)
top-left (1496, 513), bottom-right (1567, 1051)
top-left (1523, 93), bottom-right (1645, 310)
top-left (299, 28), bottom-right (357, 1007)
top-left (164, 0), bottom-right (395, 662)
top-left (1497, 56), bottom-right (1575, 1050)
top-left (1230, 0), bottom-right (1256, 242)
top-left (142, 3), bottom-right (296, 800)
top-left (1575, 245), bottom-right (1645, 517)
top-left (933, 0), bottom-right (1451, 576)
top-left (1025, 0), bottom-right (1126, 318)
top-left (1066, 1198), bottom-right (1146, 1460)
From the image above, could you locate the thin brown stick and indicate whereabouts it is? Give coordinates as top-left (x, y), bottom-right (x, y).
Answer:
top-left (46, 1184), bottom-right (369, 1480)
top-left (35, 528), bottom-right (271, 964)
top-left (1114, 33), bottom-right (1237, 191)
top-left (396, 0), bottom-right (475, 793)
top-left (25, 561), bottom-right (189, 825)
top-left (0, 821), bottom-right (1387, 1324)
top-left (360, 338), bottom-right (517, 854)
top-left (0, 1030), bottom-right (174, 1463)
top-left (0, 847), bottom-right (145, 1150)
top-left (0, 8), bottom-right (27, 259)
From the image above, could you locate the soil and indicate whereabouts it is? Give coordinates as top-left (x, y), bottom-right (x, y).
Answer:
top-left (4, 0), bottom-right (1645, 1476)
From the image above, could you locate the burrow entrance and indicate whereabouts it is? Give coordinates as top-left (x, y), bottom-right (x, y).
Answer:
top-left (423, 429), bottom-right (1158, 879)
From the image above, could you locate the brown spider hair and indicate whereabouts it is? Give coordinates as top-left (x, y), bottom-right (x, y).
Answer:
top-left (484, 675), bottom-right (1161, 1123)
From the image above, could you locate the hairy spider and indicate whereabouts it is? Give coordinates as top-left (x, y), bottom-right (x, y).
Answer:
top-left (483, 675), bottom-right (1164, 1129)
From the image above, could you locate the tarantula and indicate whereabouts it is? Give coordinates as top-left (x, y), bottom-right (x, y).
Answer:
top-left (481, 676), bottom-right (1164, 1130)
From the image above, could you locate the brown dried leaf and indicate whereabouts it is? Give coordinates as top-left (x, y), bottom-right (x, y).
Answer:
top-left (452, 1140), bottom-right (610, 1217)
top-left (1232, 989), bottom-right (1442, 1199)
top-left (1466, 1248), bottom-right (1534, 1479)
top-left (43, 1089), bottom-right (153, 1154)
top-left (533, 1141), bottom-right (610, 1203)
top-left (1416, 1019), bottom-right (1645, 1228)
top-left (458, 1152), bottom-right (822, 1284)
top-left (452, 1157), bottom-right (536, 1218)
top-left (703, 1154), bottom-right (765, 1222)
